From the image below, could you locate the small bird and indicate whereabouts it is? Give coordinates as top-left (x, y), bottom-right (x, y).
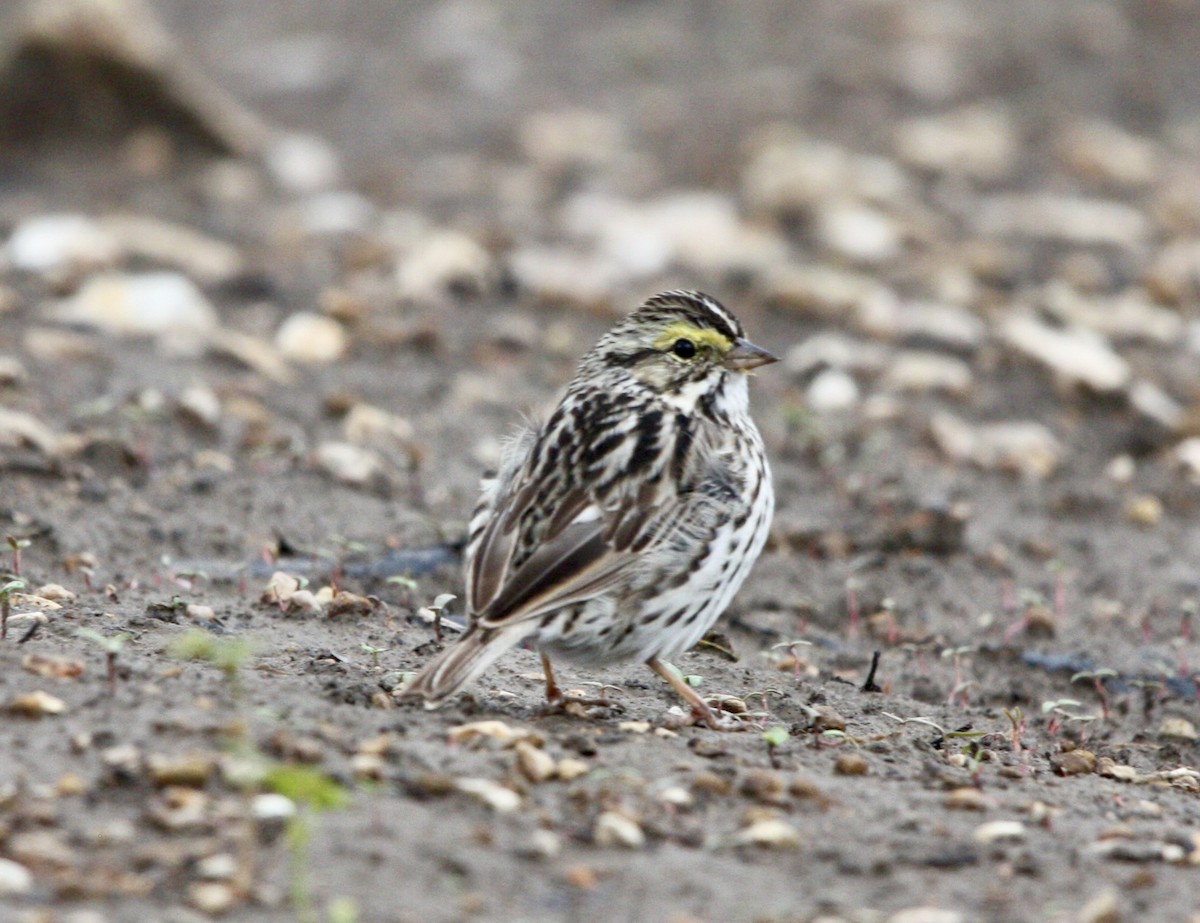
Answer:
top-left (403, 290), bottom-right (777, 728)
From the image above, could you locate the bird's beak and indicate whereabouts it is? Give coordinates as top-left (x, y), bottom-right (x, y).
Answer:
top-left (722, 338), bottom-right (779, 372)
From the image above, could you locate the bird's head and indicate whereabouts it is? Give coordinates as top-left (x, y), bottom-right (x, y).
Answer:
top-left (583, 291), bottom-right (777, 405)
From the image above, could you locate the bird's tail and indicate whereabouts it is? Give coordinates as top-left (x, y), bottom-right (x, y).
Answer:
top-left (401, 623), bottom-right (532, 705)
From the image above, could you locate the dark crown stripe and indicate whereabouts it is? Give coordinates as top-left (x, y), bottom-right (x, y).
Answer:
top-left (641, 290), bottom-right (742, 340)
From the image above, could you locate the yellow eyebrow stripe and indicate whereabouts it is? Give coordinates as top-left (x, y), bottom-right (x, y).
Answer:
top-left (653, 322), bottom-right (732, 353)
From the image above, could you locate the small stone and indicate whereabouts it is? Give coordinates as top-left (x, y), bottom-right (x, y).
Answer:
top-left (894, 105), bottom-right (1017, 179)
top-left (1128, 381), bottom-right (1184, 432)
top-left (50, 272), bottom-right (219, 347)
top-left (448, 721), bottom-right (538, 747)
top-left (739, 770), bottom-right (787, 804)
top-left (834, 752), bottom-right (868, 776)
top-left (265, 133), bottom-right (342, 194)
top-left (99, 215), bottom-right (242, 284)
top-left (343, 404), bottom-right (415, 452)
top-left (313, 442), bottom-right (386, 488)
top-left (147, 753), bottom-right (215, 787)
top-left (519, 108), bottom-right (625, 173)
top-left (454, 778), bottom-right (521, 813)
top-left (886, 909), bottom-right (964, 923)
top-left (1158, 717), bottom-right (1198, 742)
top-left (929, 412), bottom-right (1063, 479)
top-left (973, 820), bottom-right (1027, 844)
top-left (0, 355), bottom-right (27, 387)
top-left (0, 858), bottom-right (33, 895)
top-left (656, 785), bottom-right (694, 807)
top-left (1125, 496), bottom-right (1163, 527)
top-left (22, 653), bottom-right (84, 679)
top-left (6, 214), bottom-right (119, 274)
top-left (593, 811), bottom-right (645, 849)
top-left (7, 690), bottom-right (67, 717)
top-left (1075, 888), bottom-right (1120, 923)
top-left (1175, 438), bottom-right (1200, 483)
top-left (976, 195), bottom-right (1148, 248)
top-left (251, 793), bottom-right (296, 822)
top-left (350, 753), bottom-right (386, 780)
top-left (189, 880), bottom-right (236, 916)
top-left (102, 743), bottom-right (144, 777)
top-left (514, 741), bottom-right (556, 784)
top-left (507, 246), bottom-right (622, 310)
top-left (274, 313), bottom-right (347, 364)
top-left (816, 202), bottom-right (901, 264)
top-left (733, 816), bottom-right (802, 849)
top-left (881, 352), bottom-right (972, 397)
top-left (8, 829), bottom-right (75, 867)
top-left (810, 707), bottom-right (847, 733)
top-left (1000, 315), bottom-right (1130, 393)
top-left (944, 787), bottom-right (992, 811)
top-left (555, 758), bottom-right (589, 781)
top-left (260, 572), bottom-right (302, 606)
top-left (196, 853), bottom-right (238, 881)
top-left (1146, 238), bottom-right (1200, 305)
top-left (1042, 283), bottom-right (1183, 345)
top-left (147, 787), bottom-right (209, 831)
top-left (396, 230), bottom-right (494, 302)
top-left (517, 828), bottom-right (562, 861)
top-left (1105, 455), bottom-right (1136, 484)
top-left (806, 368), bottom-right (859, 414)
top-left (1059, 121), bottom-right (1157, 187)
top-left (761, 264), bottom-right (883, 319)
top-left (1096, 759), bottom-right (1139, 782)
top-left (177, 384), bottom-right (222, 429)
top-left (1052, 749), bottom-right (1097, 776)
top-left (0, 407), bottom-right (62, 455)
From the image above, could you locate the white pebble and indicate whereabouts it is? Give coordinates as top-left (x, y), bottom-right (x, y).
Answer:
top-left (0, 857), bottom-right (32, 895)
top-left (51, 272), bottom-right (219, 345)
top-left (7, 214), bottom-right (119, 274)
top-left (275, 313), bottom-right (347, 364)
top-left (805, 368), bottom-right (860, 414)
top-left (593, 811), bottom-right (645, 848)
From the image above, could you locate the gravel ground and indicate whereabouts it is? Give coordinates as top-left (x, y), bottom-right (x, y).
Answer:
top-left (2, 2), bottom-right (1200, 922)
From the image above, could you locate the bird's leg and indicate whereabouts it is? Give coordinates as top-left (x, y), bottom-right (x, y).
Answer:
top-left (537, 652), bottom-right (616, 712)
top-left (540, 651), bottom-right (563, 704)
top-left (647, 656), bottom-right (747, 731)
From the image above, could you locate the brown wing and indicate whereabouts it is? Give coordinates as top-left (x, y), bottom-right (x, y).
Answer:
top-left (464, 404), bottom-right (733, 630)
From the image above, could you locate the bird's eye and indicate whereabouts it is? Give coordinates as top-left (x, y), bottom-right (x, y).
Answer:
top-left (672, 338), bottom-right (697, 359)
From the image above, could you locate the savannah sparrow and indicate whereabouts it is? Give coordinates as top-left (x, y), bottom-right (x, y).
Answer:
top-left (403, 291), bottom-right (776, 728)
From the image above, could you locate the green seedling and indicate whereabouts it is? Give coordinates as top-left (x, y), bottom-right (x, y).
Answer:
top-left (385, 575), bottom-right (418, 608)
top-left (418, 593), bottom-right (456, 643)
top-left (264, 764), bottom-right (350, 923)
top-left (1071, 668), bottom-right (1118, 720)
top-left (6, 536), bottom-right (31, 577)
top-left (763, 725), bottom-right (788, 767)
top-left (169, 629), bottom-right (254, 699)
top-left (360, 642), bottom-right (389, 668)
top-left (77, 627), bottom-right (131, 695)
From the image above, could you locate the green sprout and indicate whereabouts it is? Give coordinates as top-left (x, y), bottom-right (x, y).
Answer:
top-left (263, 765), bottom-right (350, 923)
top-left (419, 593), bottom-right (456, 642)
top-left (360, 642), bottom-right (389, 668)
top-left (169, 629), bottom-right (254, 699)
top-left (6, 536), bottom-right (31, 577)
top-left (77, 627), bottom-right (131, 695)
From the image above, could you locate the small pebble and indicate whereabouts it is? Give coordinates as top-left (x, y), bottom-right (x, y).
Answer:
top-left (834, 752), bottom-right (868, 776)
top-left (0, 858), bottom-right (32, 896)
top-left (733, 816), bottom-right (802, 849)
top-left (973, 820), bottom-right (1027, 844)
top-left (593, 811), bottom-right (645, 849)
top-left (1052, 749), bottom-right (1097, 776)
top-left (275, 313), bottom-right (347, 364)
